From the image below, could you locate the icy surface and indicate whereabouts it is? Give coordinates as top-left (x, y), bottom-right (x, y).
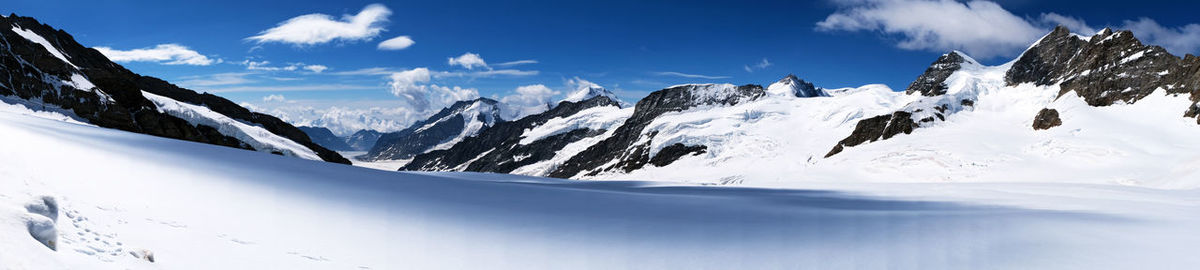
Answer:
top-left (142, 91), bottom-right (321, 160)
top-left (1, 110), bottom-right (1199, 269)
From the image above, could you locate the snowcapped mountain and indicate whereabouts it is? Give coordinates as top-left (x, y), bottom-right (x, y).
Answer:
top-left (391, 26), bottom-right (1200, 188)
top-left (0, 15), bottom-right (348, 164)
top-left (361, 98), bottom-right (504, 161)
top-left (562, 81), bottom-right (628, 107)
top-left (767, 74), bottom-right (827, 98)
top-left (401, 95), bottom-right (625, 172)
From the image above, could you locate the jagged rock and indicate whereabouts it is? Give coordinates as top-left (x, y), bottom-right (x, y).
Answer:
top-left (906, 51), bottom-right (973, 96)
top-left (0, 15), bottom-right (347, 164)
top-left (549, 84), bottom-right (765, 178)
top-left (1007, 26), bottom-right (1200, 107)
top-left (825, 111), bottom-right (916, 157)
top-left (1032, 108), bottom-right (1063, 130)
top-left (364, 98), bottom-right (503, 161)
top-left (402, 96), bottom-right (621, 172)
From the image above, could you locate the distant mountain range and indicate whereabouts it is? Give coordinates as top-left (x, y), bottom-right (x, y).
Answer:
top-left (349, 25), bottom-right (1200, 184)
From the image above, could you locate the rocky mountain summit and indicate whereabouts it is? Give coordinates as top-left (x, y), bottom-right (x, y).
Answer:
top-left (401, 95), bottom-right (622, 172)
top-left (362, 98), bottom-right (504, 161)
top-left (827, 25), bottom-right (1200, 157)
top-left (0, 14), bottom-right (348, 164)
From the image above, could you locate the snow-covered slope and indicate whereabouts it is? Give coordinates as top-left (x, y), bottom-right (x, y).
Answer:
top-left (3, 109), bottom-right (1200, 269)
top-left (143, 91), bottom-right (321, 160)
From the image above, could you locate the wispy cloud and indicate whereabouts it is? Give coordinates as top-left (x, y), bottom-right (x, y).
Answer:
top-left (262, 94), bottom-right (287, 102)
top-left (200, 84), bottom-right (379, 93)
top-left (177, 72), bottom-right (256, 87)
top-left (94, 44), bottom-right (218, 65)
top-left (247, 4), bottom-right (392, 46)
top-left (743, 58), bottom-right (771, 72)
top-left (652, 71), bottom-right (730, 79)
top-left (494, 59), bottom-right (538, 67)
top-left (377, 36), bottom-right (414, 50)
top-left (241, 60), bottom-right (328, 73)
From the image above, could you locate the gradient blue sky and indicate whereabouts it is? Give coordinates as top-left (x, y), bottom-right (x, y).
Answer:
top-left (5, 0), bottom-right (1200, 134)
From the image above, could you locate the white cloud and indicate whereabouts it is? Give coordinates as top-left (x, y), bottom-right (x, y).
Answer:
top-left (1040, 13), bottom-right (1096, 34)
top-left (816, 0), bottom-right (1045, 58)
top-left (177, 72), bottom-right (255, 87)
top-left (816, 0), bottom-right (1200, 58)
top-left (1121, 18), bottom-right (1200, 56)
top-left (743, 58), bottom-right (772, 72)
top-left (262, 94), bottom-right (286, 102)
top-left (241, 60), bottom-right (328, 73)
top-left (447, 52), bottom-right (488, 70)
top-left (378, 36), bottom-right (414, 50)
top-left (242, 100), bottom-right (421, 136)
top-left (499, 84), bottom-right (560, 119)
top-left (652, 71), bottom-right (730, 79)
top-left (202, 84), bottom-right (378, 93)
top-left (494, 59), bottom-right (538, 67)
top-left (388, 68), bottom-right (480, 112)
top-left (94, 44), bottom-right (217, 65)
top-left (303, 64), bottom-right (328, 73)
top-left (247, 4), bottom-right (391, 46)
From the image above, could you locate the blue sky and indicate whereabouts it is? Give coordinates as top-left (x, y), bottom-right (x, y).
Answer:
top-left (5, 0), bottom-right (1200, 135)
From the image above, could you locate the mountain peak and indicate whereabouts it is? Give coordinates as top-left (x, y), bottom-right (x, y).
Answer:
top-left (768, 74), bottom-right (826, 98)
top-left (562, 83), bottom-right (624, 107)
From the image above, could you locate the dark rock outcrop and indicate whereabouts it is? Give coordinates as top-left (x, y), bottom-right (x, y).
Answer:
top-left (548, 84), bottom-right (765, 178)
top-left (1007, 26), bottom-right (1200, 109)
top-left (1032, 108), bottom-right (1062, 130)
top-left (401, 96), bottom-right (621, 172)
top-left (364, 98), bottom-right (503, 161)
top-left (0, 14), bottom-right (347, 164)
top-left (825, 111), bottom-right (916, 157)
top-left (299, 126), bottom-right (354, 151)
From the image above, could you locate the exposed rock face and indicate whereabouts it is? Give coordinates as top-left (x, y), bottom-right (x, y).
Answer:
top-left (363, 98), bottom-right (503, 161)
top-left (906, 51), bottom-right (973, 96)
top-left (345, 129), bottom-right (383, 151)
top-left (1007, 26), bottom-right (1200, 110)
top-left (548, 84), bottom-right (765, 178)
top-left (0, 15), bottom-right (348, 164)
top-left (825, 111), bottom-right (916, 157)
top-left (299, 126), bottom-right (354, 151)
top-left (1032, 108), bottom-right (1062, 130)
top-left (401, 96), bottom-right (621, 172)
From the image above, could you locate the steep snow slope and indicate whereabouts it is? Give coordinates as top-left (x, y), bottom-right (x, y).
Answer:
top-left (3, 110), bottom-right (1200, 269)
top-left (143, 91), bottom-right (321, 160)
